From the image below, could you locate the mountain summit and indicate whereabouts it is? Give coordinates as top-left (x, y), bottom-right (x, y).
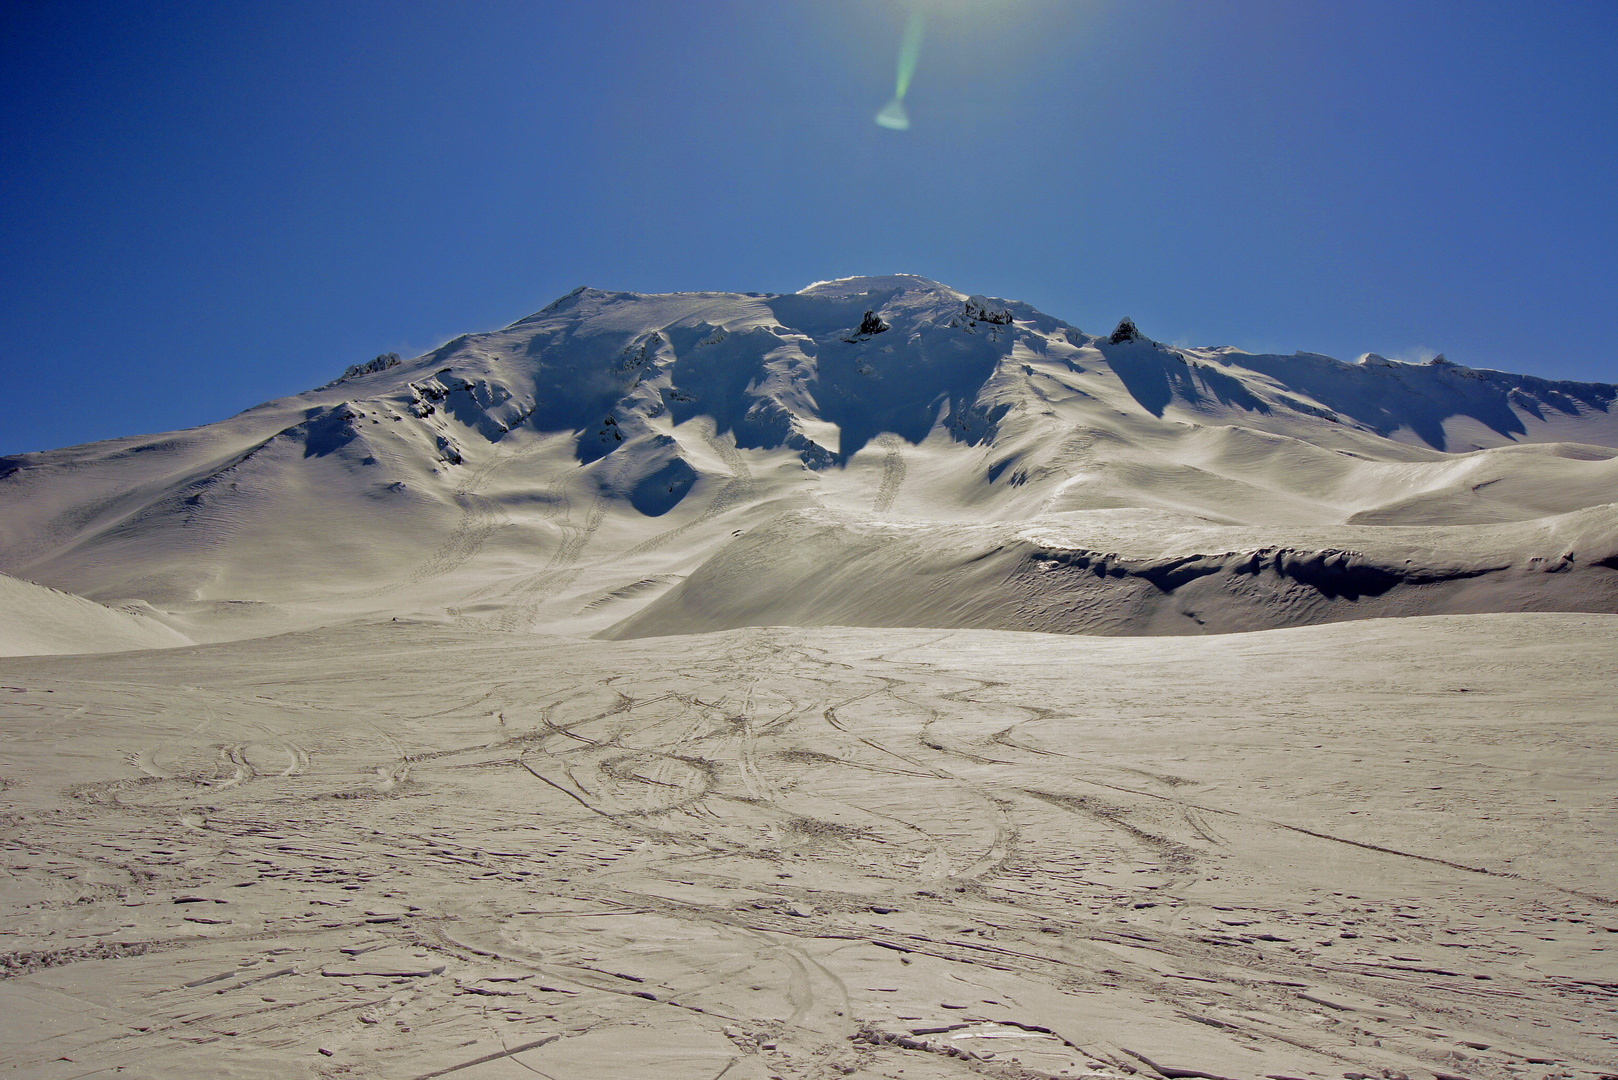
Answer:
top-left (1, 276), bottom-right (1614, 647)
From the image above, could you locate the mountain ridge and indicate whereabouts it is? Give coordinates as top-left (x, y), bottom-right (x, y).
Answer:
top-left (0, 275), bottom-right (1613, 651)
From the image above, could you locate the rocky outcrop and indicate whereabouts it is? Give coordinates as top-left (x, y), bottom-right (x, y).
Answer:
top-left (855, 310), bottom-right (890, 336)
top-left (1109, 317), bottom-right (1148, 345)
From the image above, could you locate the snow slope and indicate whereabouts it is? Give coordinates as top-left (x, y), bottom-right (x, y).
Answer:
top-left (0, 572), bottom-right (191, 656)
top-left (4, 616), bottom-right (1616, 1079)
top-left (3, 279), bottom-right (1618, 1080)
top-left (0, 275), bottom-right (1613, 641)
top-left (604, 505), bottom-right (1618, 639)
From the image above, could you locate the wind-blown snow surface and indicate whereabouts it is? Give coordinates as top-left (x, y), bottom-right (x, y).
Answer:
top-left (0, 274), bottom-right (1614, 644)
top-left (2, 618), bottom-right (1616, 1080)
top-left (2, 277), bottom-right (1617, 1079)
top-left (0, 572), bottom-right (190, 656)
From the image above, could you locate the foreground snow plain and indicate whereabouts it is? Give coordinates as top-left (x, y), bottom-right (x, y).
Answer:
top-left (2, 277), bottom-right (1616, 1078)
top-left (3, 617), bottom-right (1615, 1079)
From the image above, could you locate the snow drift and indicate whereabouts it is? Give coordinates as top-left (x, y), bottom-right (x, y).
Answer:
top-left (603, 506), bottom-right (1618, 639)
top-left (0, 572), bottom-right (191, 656)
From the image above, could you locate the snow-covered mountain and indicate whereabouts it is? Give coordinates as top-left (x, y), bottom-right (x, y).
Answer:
top-left (1, 274), bottom-right (1614, 648)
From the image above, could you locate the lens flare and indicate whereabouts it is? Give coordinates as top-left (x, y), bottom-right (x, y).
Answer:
top-left (876, 10), bottom-right (925, 130)
top-left (895, 10), bottom-right (924, 99)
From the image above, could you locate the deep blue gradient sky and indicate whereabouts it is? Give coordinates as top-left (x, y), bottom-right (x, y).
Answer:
top-left (3, 1), bottom-right (1615, 454)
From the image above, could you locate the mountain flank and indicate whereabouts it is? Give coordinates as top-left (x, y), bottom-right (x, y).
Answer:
top-left (0, 275), bottom-right (1613, 650)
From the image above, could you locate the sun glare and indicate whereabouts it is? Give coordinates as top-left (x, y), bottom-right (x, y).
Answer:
top-left (875, 9), bottom-right (927, 130)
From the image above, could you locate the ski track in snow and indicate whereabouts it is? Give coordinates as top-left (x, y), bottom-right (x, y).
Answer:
top-left (873, 433), bottom-right (906, 513)
top-left (5, 618), bottom-right (1613, 1078)
top-left (344, 450), bottom-right (522, 601)
top-left (486, 455), bottom-right (626, 633)
top-left (485, 418), bottom-right (759, 630)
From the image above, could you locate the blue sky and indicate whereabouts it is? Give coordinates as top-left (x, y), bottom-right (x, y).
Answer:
top-left (3, 0), bottom-right (1615, 455)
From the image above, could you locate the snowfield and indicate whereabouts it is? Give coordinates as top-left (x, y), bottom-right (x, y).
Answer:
top-left (0, 276), bottom-right (1614, 1079)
